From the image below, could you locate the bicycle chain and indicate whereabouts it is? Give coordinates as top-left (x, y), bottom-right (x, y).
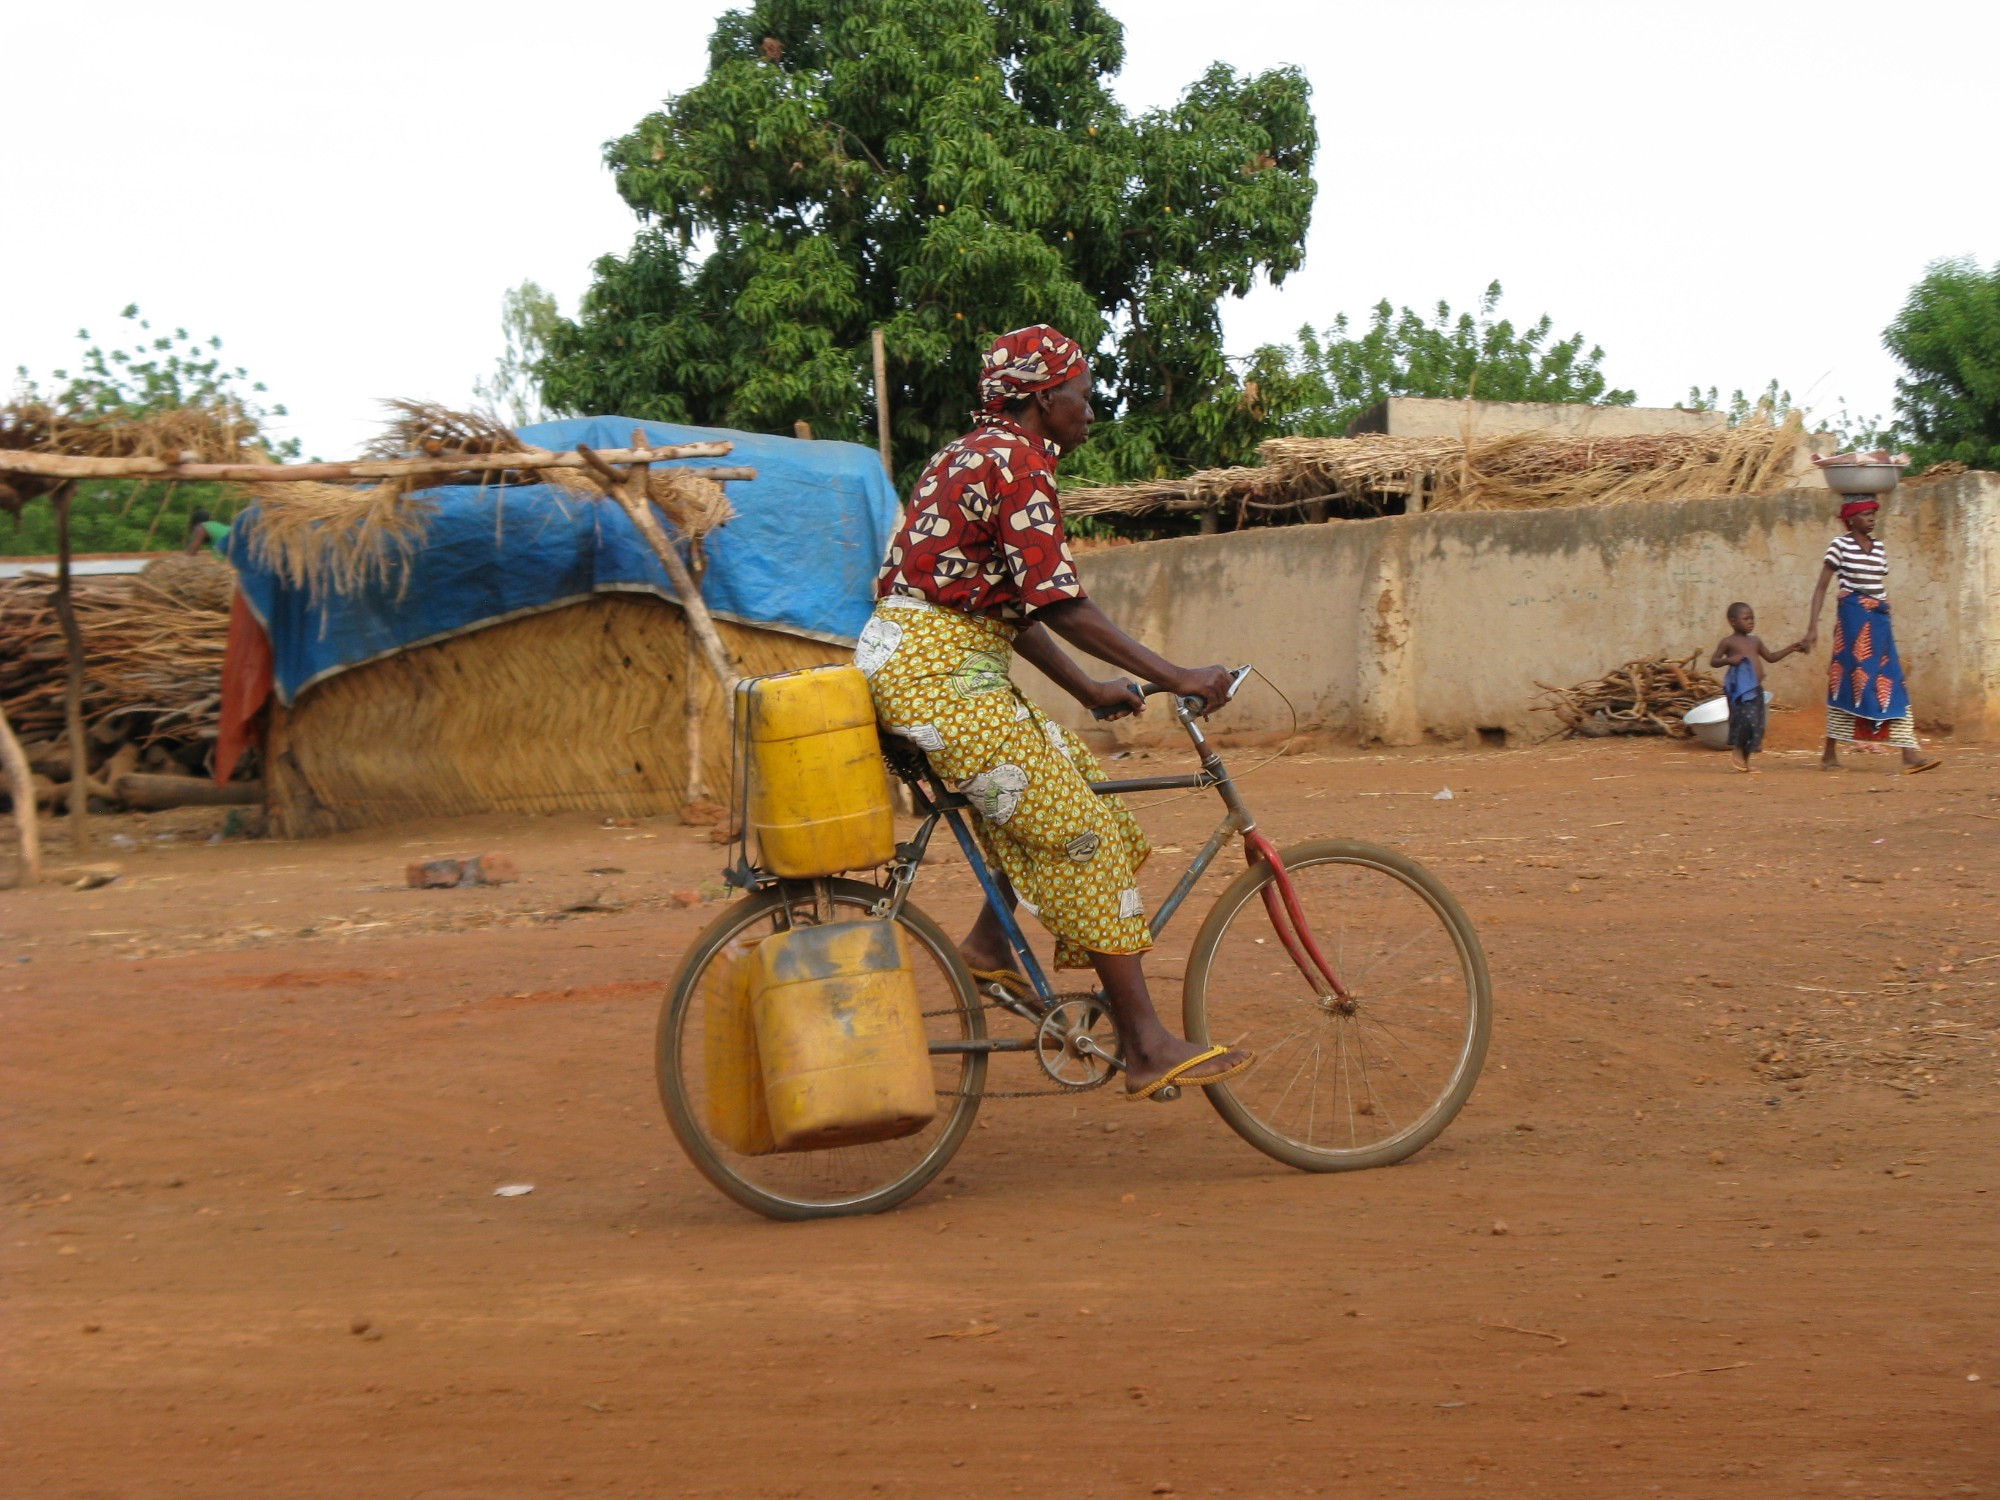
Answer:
top-left (924, 993), bottom-right (1119, 1100)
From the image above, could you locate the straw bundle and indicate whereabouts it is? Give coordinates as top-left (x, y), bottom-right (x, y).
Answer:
top-left (236, 479), bottom-right (434, 598)
top-left (1063, 415), bottom-right (1809, 520)
top-left (230, 403), bottom-right (737, 600)
top-left (362, 398), bottom-right (593, 495)
top-left (648, 467), bottom-right (734, 539)
top-left (366, 398), bottom-right (523, 464)
top-left (134, 552), bottom-right (235, 613)
top-left (0, 398), bottom-right (269, 511)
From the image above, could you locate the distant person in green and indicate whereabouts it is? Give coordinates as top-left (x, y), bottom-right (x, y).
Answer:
top-left (184, 510), bottom-right (230, 555)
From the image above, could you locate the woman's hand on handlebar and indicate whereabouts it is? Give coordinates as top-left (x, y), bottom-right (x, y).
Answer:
top-left (1077, 676), bottom-right (1145, 720)
top-left (1168, 663), bottom-right (1238, 716)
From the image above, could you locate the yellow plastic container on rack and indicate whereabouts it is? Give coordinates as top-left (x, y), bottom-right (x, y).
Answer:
top-left (745, 665), bottom-right (896, 878)
top-left (701, 939), bottom-right (776, 1157)
top-left (750, 919), bottom-right (935, 1152)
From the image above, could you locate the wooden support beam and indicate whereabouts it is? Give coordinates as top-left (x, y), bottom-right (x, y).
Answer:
top-left (52, 487), bottom-right (90, 852)
top-left (0, 702), bottom-right (42, 885)
top-left (114, 773), bottom-right (263, 811)
top-left (872, 328), bottom-right (894, 483)
top-left (0, 441), bottom-right (735, 485)
top-left (578, 438), bottom-right (741, 698)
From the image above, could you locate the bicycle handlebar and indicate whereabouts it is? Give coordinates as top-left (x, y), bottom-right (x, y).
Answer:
top-left (1091, 665), bottom-right (1253, 720)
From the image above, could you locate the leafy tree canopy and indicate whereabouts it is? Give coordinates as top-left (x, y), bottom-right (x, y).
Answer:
top-left (5, 307), bottom-right (295, 557)
top-left (474, 281), bottom-right (562, 427)
top-left (1682, 378), bottom-right (1796, 427)
top-left (1884, 255), bottom-right (2000, 470)
top-left (18, 305), bottom-right (297, 451)
top-left (536, 0), bottom-right (1316, 486)
top-left (1243, 282), bottom-right (1635, 441)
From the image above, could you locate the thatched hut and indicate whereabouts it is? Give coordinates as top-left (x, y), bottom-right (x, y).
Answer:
top-left (226, 417), bottom-right (896, 837)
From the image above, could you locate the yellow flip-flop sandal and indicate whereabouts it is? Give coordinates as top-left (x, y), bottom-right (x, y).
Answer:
top-left (1127, 1044), bottom-right (1256, 1102)
top-left (968, 967), bottom-right (1033, 1001)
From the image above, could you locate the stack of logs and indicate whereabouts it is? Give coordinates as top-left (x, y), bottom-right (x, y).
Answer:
top-left (1533, 654), bottom-right (1723, 739)
top-left (0, 555), bottom-right (254, 814)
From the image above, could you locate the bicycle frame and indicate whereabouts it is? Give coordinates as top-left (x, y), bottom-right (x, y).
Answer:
top-left (881, 688), bottom-right (1349, 1016)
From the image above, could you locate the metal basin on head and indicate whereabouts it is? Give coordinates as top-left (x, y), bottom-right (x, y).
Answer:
top-left (1820, 464), bottom-right (1904, 496)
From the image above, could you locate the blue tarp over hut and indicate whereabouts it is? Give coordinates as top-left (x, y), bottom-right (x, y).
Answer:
top-left (230, 417), bottom-right (898, 705)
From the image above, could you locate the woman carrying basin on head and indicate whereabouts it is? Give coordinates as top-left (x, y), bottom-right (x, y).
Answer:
top-left (854, 324), bottom-right (1252, 1100)
top-left (1803, 497), bottom-right (1941, 775)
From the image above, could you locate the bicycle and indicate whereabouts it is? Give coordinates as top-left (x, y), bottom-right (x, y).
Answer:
top-left (656, 666), bottom-right (1492, 1221)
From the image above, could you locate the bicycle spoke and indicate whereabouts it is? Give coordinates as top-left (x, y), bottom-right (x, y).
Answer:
top-left (1345, 1018), bottom-right (1399, 1135)
top-left (662, 884), bottom-right (985, 1218)
top-left (1266, 1032), bottom-right (1323, 1133)
top-left (1187, 841), bottom-right (1488, 1170)
top-left (1337, 1022), bottom-right (1357, 1150)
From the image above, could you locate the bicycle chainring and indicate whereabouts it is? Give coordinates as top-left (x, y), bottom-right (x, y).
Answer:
top-left (1034, 995), bottom-right (1122, 1089)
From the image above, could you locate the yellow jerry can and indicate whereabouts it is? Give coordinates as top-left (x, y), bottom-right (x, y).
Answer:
top-left (701, 938), bottom-right (776, 1157)
top-left (745, 665), bottom-right (896, 878)
top-left (750, 919), bottom-right (937, 1152)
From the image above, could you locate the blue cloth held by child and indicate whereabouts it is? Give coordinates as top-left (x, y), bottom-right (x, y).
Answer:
top-left (1723, 658), bottom-right (1760, 702)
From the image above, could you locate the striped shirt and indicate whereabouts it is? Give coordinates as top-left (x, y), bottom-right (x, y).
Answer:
top-left (1824, 534), bottom-right (1888, 597)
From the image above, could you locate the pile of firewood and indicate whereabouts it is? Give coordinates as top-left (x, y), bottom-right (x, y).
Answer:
top-left (0, 559), bottom-right (242, 812)
top-left (1532, 653), bottom-right (1722, 739)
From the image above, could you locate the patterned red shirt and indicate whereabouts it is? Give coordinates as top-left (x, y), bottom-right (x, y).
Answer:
top-left (876, 417), bottom-right (1085, 623)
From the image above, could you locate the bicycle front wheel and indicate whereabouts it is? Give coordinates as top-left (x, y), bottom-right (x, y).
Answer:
top-left (657, 880), bottom-right (986, 1220)
top-left (1183, 838), bottom-right (1490, 1172)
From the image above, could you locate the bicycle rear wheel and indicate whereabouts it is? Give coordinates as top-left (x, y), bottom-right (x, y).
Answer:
top-left (657, 880), bottom-right (985, 1220)
top-left (1183, 838), bottom-right (1490, 1172)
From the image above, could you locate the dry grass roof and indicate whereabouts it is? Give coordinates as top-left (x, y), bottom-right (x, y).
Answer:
top-left (1063, 415), bottom-right (1810, 520)
top-left (2, 397), bottom-right (733, 600)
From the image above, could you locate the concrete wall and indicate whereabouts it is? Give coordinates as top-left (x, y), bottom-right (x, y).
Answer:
top-left (1019, 473), bottom-right (2000, 748)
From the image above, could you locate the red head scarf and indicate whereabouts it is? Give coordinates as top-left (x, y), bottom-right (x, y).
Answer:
top-left (977, 325), bottom-right (1088, 416)
top-left (1838, 499), bottom-right (1879, 521)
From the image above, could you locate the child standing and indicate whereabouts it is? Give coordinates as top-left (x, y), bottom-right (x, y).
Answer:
top-left (1710, 603), bottom-right (1805, 772)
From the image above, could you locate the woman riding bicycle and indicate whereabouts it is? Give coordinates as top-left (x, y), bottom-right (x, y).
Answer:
top-left (855, 324), bottom-right (1252, 1100)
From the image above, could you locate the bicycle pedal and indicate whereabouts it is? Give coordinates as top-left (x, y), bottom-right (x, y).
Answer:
top-left (1152, 1084), bottom-right (1181, 1102)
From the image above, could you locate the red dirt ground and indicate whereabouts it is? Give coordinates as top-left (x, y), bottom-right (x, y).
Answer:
top-left (4, 710), bottom-right (1997, 1498)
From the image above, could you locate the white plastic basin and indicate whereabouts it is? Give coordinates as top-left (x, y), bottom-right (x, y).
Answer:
top-left (1683, 692), bottom-right (1772, 749)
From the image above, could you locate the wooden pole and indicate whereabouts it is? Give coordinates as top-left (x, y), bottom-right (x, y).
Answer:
top-left (0, 701), bottom-right (42, 885)
top-left (0, 442), bottom-right (739, 485)
top-left (872, 328), bottom-right (893, 482)
top-left (792, 420), bottom-right (813, 441)
top-left (684, 542), bottom-right (708, 805)
top-left (577, 440), bottom-right (741, 698)
top-left (51, 486), bottom-right (90, 852)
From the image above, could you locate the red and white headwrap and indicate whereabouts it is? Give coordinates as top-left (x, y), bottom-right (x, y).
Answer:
top-left (1838, 499), bottom-right (1880, 521)
top-left (977, 325), bottom-right (1088, 416)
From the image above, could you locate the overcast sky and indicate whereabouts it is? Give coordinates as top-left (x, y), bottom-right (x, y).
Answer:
top-left (7, 1), bottom-right (1993, 460)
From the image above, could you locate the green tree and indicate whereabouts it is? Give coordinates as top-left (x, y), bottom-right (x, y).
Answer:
top-left (1883, 256), bottom-right (2000, 470)
top-left (1245, 282), bottom-right (1636, 440)
top-left (24, 305), bottom-right (297, 449)
top-left (473, 280), bottom-right (562, 427)
top-left (5, 308), bottom-right (296, 558)
top-left (1682, 378), bottom-right (1795, 426)
top-left (536, 0), bottom-right (1316, 485)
